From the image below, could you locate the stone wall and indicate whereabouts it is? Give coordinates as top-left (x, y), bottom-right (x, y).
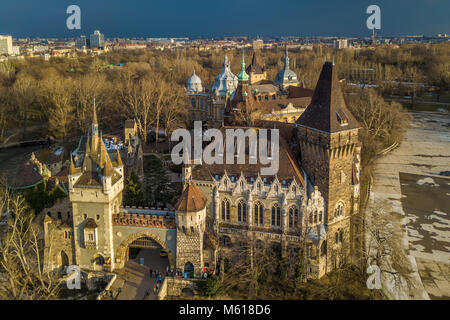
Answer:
top-left (166, 277), bottom-right (200, 297)
top-left (176, 230), bottom-right (203, 277)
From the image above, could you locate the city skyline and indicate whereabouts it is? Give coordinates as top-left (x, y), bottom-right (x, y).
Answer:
top-left (1, 0), bottom-right (449, 38)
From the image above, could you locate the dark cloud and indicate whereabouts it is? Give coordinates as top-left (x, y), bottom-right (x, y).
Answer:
top-left (0, 0), bottom-right (448, 38)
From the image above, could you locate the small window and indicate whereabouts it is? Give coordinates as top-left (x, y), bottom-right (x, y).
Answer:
top-left (57, 212), bottom-right (62, 219)
top-left (83, 214), bottom-right (87, 220)
top-left (96, 215), bottom-right (100, 220)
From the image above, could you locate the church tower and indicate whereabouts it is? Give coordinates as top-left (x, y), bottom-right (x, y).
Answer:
top-left (68, 104), bottom-right (124, 271)
top-left (295, 61), bottom-right (361, 271)
top-left (246, 50), bottom-right (266, 84)
top-left (224, 51), bottom-right (257, 126)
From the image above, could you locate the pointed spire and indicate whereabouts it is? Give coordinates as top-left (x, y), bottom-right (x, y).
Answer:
top-left (69, 154), bottom-right (76, 175)
top-left (284, 44), bottom-right (290, 70)
top-left (92, 97), bottom-right (98, 125)
top-left (237, 49), bottom-right (249, 82)
top-left (296, 61), bottom-right (360, 133)
top-left (116, 150), bottom-right (123, 166)
top-left (103, 154), bottom-right (114, 176)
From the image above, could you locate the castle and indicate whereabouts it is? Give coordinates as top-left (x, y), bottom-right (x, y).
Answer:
top-left (43, 55), bottom-right (362, 281)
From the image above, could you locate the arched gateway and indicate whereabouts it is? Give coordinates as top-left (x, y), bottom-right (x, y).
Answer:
top-left (115, 231), bottom-right (175, 269)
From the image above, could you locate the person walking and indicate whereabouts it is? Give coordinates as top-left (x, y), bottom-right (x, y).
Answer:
top-left (153, 285), bottom-right (156, 294)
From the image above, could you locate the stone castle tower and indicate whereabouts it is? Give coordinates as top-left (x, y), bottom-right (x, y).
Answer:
top-left (296, 61), bottom-right (361, 271)
top-left (174, 181), bottom-right (207, 278)
top-left (68, 105), bottom-right (124, 271)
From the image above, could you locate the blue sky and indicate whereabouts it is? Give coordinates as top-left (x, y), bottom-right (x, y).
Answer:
top-left (1, 0), bottom-right (449, 38)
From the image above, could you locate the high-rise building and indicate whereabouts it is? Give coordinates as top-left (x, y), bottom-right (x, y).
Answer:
top-left (0, 35), bottom-right (13, 55)
top-left (76, 35), bottom-right (87, 49)
top-left (90, 30), bottom-right (105, 49)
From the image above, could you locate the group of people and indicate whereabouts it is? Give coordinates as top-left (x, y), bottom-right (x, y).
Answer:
top-left (150, 266), bottom-right (170, 295)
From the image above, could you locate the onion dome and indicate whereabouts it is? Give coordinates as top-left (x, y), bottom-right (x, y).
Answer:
top-left (274, 46), bottom-right (299, 87)
top-left (186, 69), bottom-right (203, 93)
top-left (212, 55), bottom-right (238, 96)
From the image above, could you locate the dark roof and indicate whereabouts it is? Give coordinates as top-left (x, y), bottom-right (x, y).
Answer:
top-left (191, 126), bottom-right (305, 188)
top-left (36, 149), bottom-right (63, 165)
top-left (12, 160), bottom-right (43, 188)
top-left (246, 51), bottom-right (265, 74)
top-left (225, 82), bottom-right (257, 113)
top-left (287, 85), bottom-right (314, 98)
top-left (296, 62), bottom-right (360, 133)
top-left (175, 181), bottom-right (207, 212)
top-left (85, 218), bottom-right (97, 228)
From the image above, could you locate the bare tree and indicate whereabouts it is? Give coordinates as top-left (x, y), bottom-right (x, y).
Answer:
top-left (356, 200), bottom-right (414, 295)
top-left (0, 183), bottom-right (63, 300)
top-left (10, 75), bottom-right (38, 140)
top-left (39, 76), bottom-right (75, 141)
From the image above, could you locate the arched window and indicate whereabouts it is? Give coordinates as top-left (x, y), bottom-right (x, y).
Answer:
top-left (254, 202), bottom-right (264, 226)
top-left (289, 206), bottom-right (299, 229)
top-left (335, 232), bottom-right (339, 244)
top-left (237, 200), bottom-right (247, 223)
top-left (309, 213), bottom-right (312, 224)
top-left (221, 199), bottom-right (230, 221)
top-left (271, 204), bottom-right (281, 227)
top-left (314, 211), bottom-right (317, 223)
top-left (334, 202), bottom-right (344, 217)
top-left (339, 230), bottom-right (343, 243)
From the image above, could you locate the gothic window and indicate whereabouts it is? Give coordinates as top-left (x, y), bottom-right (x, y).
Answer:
top-left (257, 182), bottom-right (261, 193)
top-left (314, 211), bottom-right (317, 223)
top-left (240, 180), bottom-right (244, 190)
top-left (221, 199), bottom-right (230, 221)
top-left (274, 185), bottom-right (278, 193)
top-left (254, 202), bottom-right (264, 226)
top-left (237, 200), bottom-right (247, 223)
top-left (292, 186), bottom-right (296, 194)
top-left (224, 179), bottom-right (228, 189)
top-left (309, 213), bottom-right (312, 224)
top-left (339, 230), bottom-right (343, 243)
top-left (57, 212), bottom-right (61, 219)
top-left (319, 211), bottom-right (323, 223)
top-left (335, 232), bottom-right (339, 244)
top-left (289, 206), bottom-right (299, 229)
top-left (271, 204), bottom-right (281, 227)
top-left (334, 202), bottom-right (344, 217)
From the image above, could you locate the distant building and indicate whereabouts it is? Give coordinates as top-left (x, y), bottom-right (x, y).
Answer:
top-left (76, 35), bottom-right (87, 49)
top-left (12, 46), bottom-right (20, 55)
top-left (0, 35), bottom-right (13, 55)
top-left (252, 39), bottom-right (263, 50)
top-left (90, 30), bottom-right (105, 49)
top-left (334, 39), bottom-right (349, 49)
